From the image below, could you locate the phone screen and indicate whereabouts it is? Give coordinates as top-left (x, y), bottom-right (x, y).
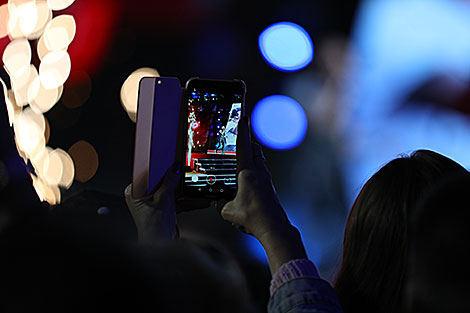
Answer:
top-left (183, 79), bottom-right (245, 198)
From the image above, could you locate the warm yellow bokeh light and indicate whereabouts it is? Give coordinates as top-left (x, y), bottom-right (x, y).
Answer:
top-left (13, 107), bottom-right (46, 158)
top-left (0, 4), bottom-right (10, 39)
top-left (43, 14), bottom-right (75, 51)
top-left (7, 90), bottom-right (22, 126)
top-left (2, 38), bottom-right (32, 77)
top-left (31, 146), bottom-right (51, 177)
top-left (43, 148), bottom-right (64, 186)
top-left (31, 174), bottom-right (60, 205)
top-left (2, 2), bottom-right (78, 205)
top-left (27, 1), bottom-right (52, 40)
top-left (28, 76), bottom-right (61, 113)
top-left (55, 148), bottom-right (74, 188)
top-left (8, 0), bottom-right (33, 10)
top-left (1, 78), bottom-right (17, 126)
top-left (68, 140), bottom-right (99, 183)
top-left (37, 34), bottom-right (50, 60)
top-left (11, 64), bottom-right (39, 107)
top-left (120, 67), bottom-right (160, 123)
top-left (39, 50), bottom-right (71, 89)
top-left (6, 0), bottom-right (39, 39)
top-left (47, 0), bottom-right (75, 11)
top-left (18, 2), bottom-right (39, 36)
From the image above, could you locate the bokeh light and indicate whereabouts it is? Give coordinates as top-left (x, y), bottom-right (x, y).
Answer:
top-left (28, 76), bottom-right (62, 113)
top-left (55, 148), bottom-right (74, 188)
top-left (16, 1), bottom-right (38, 36)
top-left (47, 0), bottom-right (75, 11)
top-left (68, 140), bottom-right (99, 183)
top-left (43, 14), bottom-right (76, 51)
top-left (2, 38), bottom-right (32, 77)
top-left (342, 0), bottom-right (470, 205)
top-left (31, 174), bottom-right (60, 205)
top-left (1, 1), bottom-right (78, 205)
top-left (252, 95), bottom-right (308, 150)
top-left (13, 107), bottom-right (46, 158)
top-left (11, 64), bottom-right (39, 106)
top-left (27, 1), bottom-right (52, 40)
top-left (120, 67), bottom-right (159, 122)
top-left (39, 50), bottom-right (71, 89)
top-left (259, 22), bottom-right (314, 72)
top-left (43, 148), bottom-right (64, 185)
top-left (30, 146), bottom-right (51, 178)
top-left (0, 4), bottom-right (10, 39)
top-left (61, 71), bottom-right (92, 109)
top-left (37, 34), bottom-right (50, 60)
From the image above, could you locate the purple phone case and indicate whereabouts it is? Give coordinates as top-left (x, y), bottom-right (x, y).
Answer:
top-left (132, 77), bottom-right (182, 198)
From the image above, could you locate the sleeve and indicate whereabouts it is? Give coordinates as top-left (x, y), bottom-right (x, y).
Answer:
top-left (268, 259), bottom-right (344, 313)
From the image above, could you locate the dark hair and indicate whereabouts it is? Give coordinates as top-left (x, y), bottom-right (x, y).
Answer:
top-left (334, 150), bottom-right (469, 313)
top-left (406, 174), bottom-right (470, 313)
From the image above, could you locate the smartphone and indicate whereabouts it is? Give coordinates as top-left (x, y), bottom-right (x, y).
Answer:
top-left (182, 78), bottom-right (246, 199)
top-left (132, 77), bottom-right (183, 198)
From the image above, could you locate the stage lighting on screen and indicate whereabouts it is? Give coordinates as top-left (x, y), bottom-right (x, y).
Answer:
top-left (258, 22), bottom-right (314, 72)
top-left (252, 95), bottom-right (307, 150)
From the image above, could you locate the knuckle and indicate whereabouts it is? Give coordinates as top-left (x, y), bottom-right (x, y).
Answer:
top-left (239, 169), bottom-right (257, 183)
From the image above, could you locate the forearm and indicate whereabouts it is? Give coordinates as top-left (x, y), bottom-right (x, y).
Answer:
top-left (259, 224), bottom-right (308, 275)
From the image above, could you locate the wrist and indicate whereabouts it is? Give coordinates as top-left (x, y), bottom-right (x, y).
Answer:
top-left (259, 223), bottom-right (308, 275)
top-left (258, 223), bottom-right (300, 247)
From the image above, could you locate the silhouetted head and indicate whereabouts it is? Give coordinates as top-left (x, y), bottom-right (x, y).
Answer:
top-left (335, 150), bottom-right (469, 313)
top-left (405, 175), bottom-right (470, 313)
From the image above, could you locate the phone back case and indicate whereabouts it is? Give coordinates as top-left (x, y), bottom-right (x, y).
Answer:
top-left (132, 77), bottom-right (182, 198)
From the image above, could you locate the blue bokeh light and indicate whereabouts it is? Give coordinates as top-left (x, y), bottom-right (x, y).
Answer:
top-left (259, 22), bottom-right (314, 72)
top-left (252, 95), bottom-right (308, 150)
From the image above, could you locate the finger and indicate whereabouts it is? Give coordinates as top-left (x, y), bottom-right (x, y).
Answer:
top-left (237, 116), bottom-right (254, 173)
top-left (125, 183), bottom-right (150, 206)
top-left (215, 198), bottom-right (230, 214)
top-left (251, 142), bottom-right (272, 180)
top-left (152, 162), bottom-right (182, 202)
top-left (220, 201), bottom-right (236, 223)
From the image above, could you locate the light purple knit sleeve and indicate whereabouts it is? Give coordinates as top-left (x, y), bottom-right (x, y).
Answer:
top-left (269, 258), bottom-right (320, 296)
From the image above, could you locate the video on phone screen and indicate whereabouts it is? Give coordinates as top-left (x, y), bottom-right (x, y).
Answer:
top-left (185, 89), bottom-right (242, 191)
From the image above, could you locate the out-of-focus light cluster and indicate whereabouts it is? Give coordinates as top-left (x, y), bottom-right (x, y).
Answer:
top-left (252, 95), bottom-right (307, 150)
top-left (254, 22), bottom-right (313, 151)
top-left (1, 0), bottom-right (77, 205)
top-left (259, 22), bottom-right (314, 72)
top-left (120, 67), bottom-right (160, 122)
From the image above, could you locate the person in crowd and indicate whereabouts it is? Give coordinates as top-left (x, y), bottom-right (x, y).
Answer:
top-left (220, 116), bottom-right (344, 313)
top-left (404, 174), bottom-right (470, 313)
top-left (124, 162), bottom-right (258, 313)
top-left (333, 150), bottom-right (469, 313)
top-left (124, 110), bottom-right (470, 313)
top-left (219, 117), bottom-right (469, 312)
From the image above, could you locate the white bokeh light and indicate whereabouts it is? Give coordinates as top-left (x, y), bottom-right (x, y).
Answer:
top-left (43, 14), bottom-right (76, 51)
top-left (39, 50), bottom-right (71, 89)
top-left (11, 64), bottom-right (39, 106)
top-left (2, 38), bottom-right (32, 77)
top-left (120, 67), bottom-right (160, 122)
top-left (28, 76), bottom-right (61, 113)
top-left (47, 0), bottom-right (75, 11)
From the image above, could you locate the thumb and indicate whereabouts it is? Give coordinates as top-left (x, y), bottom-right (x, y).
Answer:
top-left (153, 163), bottom-right (182, 201)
